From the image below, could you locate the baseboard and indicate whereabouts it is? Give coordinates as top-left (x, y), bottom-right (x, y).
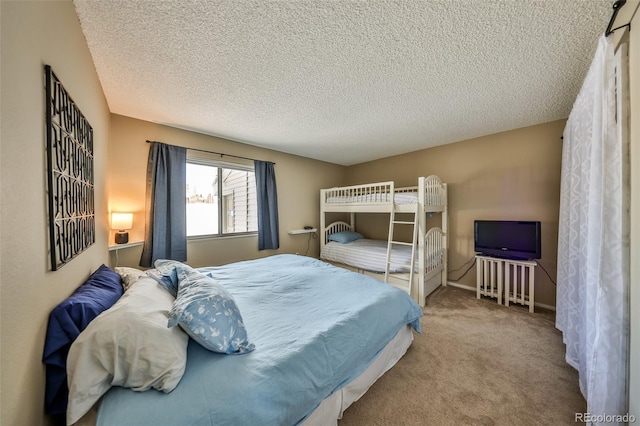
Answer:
top-left (532, 301), bottom-right (556, 312)
top-left (446, 281), bottom-right (556, 311)
top-left (446, 281), bottom-right (475, 291)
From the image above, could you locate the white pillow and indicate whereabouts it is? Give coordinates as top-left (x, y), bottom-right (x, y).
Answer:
top-left (114, 266), bottom-right (148, 291)
top-left (66, 277), bottom-right (189, 425)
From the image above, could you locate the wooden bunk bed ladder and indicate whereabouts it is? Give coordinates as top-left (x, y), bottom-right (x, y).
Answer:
top-left (384, 206), bottom-right (419, 296)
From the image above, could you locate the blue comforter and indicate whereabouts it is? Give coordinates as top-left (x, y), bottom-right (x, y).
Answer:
top-left (97, 255), bottom-right (422, 425)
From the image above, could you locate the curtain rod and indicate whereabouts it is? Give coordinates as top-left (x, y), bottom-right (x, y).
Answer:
top-left (145, 140), bottom-right (275, 164)
top-left (605, 0), bottom-right (630, 37)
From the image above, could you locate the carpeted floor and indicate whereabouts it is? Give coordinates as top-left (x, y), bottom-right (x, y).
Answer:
top-left (338, 286), bottom-right (586, 426)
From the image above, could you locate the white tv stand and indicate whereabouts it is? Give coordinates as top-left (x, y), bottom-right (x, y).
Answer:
top-left (475, 255), bottom-right (537, 313)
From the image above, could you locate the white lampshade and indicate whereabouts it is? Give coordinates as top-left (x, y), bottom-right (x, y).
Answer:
top-left (111, 212), bottom-right (133, 231)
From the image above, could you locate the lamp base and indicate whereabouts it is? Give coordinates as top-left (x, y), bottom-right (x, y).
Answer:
top-left (115, 231), bottom-right (129, 244)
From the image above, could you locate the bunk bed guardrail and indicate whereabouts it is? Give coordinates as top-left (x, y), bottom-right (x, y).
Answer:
top-left (321, 175), bottom-right (446, 208)
top-left (322, 181), bottom-right (396, 205)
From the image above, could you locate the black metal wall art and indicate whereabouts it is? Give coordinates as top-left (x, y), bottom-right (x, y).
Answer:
top-left (45, 65), bottom-right (95, 271)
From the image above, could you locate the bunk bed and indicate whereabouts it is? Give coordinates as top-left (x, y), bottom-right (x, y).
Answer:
top-left (320, 175), bottom-right (448, 307)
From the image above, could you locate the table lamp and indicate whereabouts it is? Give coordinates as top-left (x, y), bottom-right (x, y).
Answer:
top-left (112, 212), bottom-right (133, 244)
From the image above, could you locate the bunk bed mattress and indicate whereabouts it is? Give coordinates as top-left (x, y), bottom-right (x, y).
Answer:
top-left (325, 191), bottom-right (418, 205)
top-left (94, 255), bottom-right (422, 426)
top-left (321, 238), bottom-right (417, 273)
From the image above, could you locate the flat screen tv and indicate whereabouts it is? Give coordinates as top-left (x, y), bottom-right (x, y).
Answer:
top-left (474, 220), bottom-right (541, 260)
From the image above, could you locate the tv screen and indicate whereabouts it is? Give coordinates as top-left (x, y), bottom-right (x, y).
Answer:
top-left (474, 220), bottom-right (541, 260)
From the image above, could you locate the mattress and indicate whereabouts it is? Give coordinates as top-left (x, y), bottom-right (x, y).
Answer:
top-left (325, 191), bottom-right (418, 205)
top-left (321, 238), bottom-right (417, 273)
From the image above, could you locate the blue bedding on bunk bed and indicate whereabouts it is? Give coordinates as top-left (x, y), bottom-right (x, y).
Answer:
top-left (96, 254), bottom-right (422, 426)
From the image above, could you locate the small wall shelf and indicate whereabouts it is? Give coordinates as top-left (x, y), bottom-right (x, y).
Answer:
top-left (108, 241), bottom-right (143, 251)
top-left (288, 228), bottom-right (317, 235)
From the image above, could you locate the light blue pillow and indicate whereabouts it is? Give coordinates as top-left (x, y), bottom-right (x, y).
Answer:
top-left (147, 259), bottom-right (192, 297)
top-left (168, 265), bottom-right (255, 354)
top-left (328, 230), bottom-right (364, 244)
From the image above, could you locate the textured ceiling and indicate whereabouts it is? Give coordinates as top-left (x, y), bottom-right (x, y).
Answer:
top-left (73, 0), bottom-right (613, 166)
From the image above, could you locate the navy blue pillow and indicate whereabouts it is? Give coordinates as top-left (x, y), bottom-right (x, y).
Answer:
top-left (42, 264), bottom-right (123, 415)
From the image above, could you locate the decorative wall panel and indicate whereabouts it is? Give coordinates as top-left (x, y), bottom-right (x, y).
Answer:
top-left (45, 65), bottom-right (95, 271)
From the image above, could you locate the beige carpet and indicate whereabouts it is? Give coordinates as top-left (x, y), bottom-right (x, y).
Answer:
top-left (338, 286), bottom-right (586, 426)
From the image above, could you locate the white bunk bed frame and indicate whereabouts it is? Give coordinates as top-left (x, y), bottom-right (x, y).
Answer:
top-left (320, 175), bottom-right (448, 307)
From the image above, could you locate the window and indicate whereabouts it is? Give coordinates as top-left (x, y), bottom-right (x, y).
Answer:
top-left (186, 161), bottom-right (257, 237)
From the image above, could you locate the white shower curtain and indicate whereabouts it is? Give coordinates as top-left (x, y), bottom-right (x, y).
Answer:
top-left (556, 34), bottom-right (629, 424)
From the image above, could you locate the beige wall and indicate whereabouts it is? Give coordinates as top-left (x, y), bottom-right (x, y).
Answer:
top-left (107, 114), bottom-right (346, 269)
top-left (345, 120), bottom-right (565, 308)
top-left (1, 1), bottom-right (636, 424)
top-left (0, 1), bottom-right (111, 425)
top-left (627, 1), bottom-right (639, 418)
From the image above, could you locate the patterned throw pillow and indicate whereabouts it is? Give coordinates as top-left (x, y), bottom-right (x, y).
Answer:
top-left (147, 259), bottom-right (186, 297)
top-left (168, 265), bottom-right (255, 354)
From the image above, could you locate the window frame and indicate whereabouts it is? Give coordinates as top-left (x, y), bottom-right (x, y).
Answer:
top-left (186, 157), bottom-right (258, 240)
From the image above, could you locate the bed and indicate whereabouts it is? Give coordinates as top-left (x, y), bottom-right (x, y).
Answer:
top-left (321, 223), bottom-right (445, 274)
top-left (320, 175), bottom-right (448, 306)
top-left (65, 255), bottom-right (423, 426)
